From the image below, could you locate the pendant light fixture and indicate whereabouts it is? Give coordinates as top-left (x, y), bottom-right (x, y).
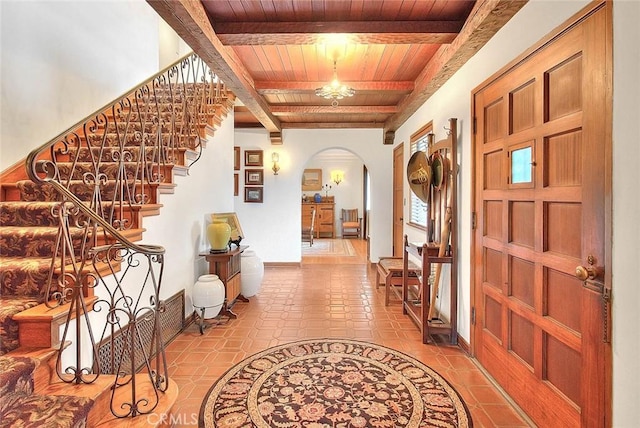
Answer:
top-left (315, 60), bottom-right (355, 107)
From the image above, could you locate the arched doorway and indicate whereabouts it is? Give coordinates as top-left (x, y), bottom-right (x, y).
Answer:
top-left (300, 149), bottom-right (369, 261)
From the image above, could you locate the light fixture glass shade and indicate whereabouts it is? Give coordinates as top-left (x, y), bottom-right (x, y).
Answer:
top-left (315, 60), bottom-right (355, 106)
top-left (331, 170), bottom-right (344, 185)
top-left (271, 152), bottom-right (280, 175)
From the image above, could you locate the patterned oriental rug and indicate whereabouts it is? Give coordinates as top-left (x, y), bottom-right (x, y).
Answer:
top-left (199, 339), bottom-right (472, 427)
top-left (301, 239), bottom-right (357, 256)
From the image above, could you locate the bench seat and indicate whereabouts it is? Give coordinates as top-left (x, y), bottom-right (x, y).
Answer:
top-left (376, 257), bottom-right (421, 305)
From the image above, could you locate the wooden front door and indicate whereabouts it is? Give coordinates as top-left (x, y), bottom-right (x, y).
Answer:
top-left (393, 144), bottom-right (404, 257)
top-left (472, 3), bottom-right (611, 426)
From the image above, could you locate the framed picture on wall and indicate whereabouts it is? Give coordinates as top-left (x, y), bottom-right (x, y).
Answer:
top-left (234, 173), bottom-right (239, 196)
top-left (245, 169), bottom-right (264, 185)
top-left (211, 212), bottom-right (244, 240)
top-left (244, 150), bottom-right (263, 167)
top-left (234, 147), bottom-right (241, 170)
top-left (302, 168), bottom-right (322, 191)
top-left (244, 186), bottom-right (263, 203)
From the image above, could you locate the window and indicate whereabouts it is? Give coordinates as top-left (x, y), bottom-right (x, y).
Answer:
top-left (408, 123), bottom-right (432, 228)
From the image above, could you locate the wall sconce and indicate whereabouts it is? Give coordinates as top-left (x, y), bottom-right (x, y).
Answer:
top-left (271, 152), bottom-right (280, 175)
top-left (331, 170), bottom-right (344, 185)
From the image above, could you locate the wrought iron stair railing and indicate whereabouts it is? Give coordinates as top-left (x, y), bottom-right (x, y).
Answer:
top-left (24, 53), bottom-right (229, 418)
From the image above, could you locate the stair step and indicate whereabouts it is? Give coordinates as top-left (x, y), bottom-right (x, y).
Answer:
top-left (0, 201), bottom-right (59, 226)
top-left (78, 132), bottom-right (201, 149)
top-left (0, 355), bottom-right (36, 395)
top-left (6, 346), bottom-right (59, 394)
top-left (95, 376), bottom-right (179, 427)
top-left (55, 161), bottom-right (180, 183)
top-left (47, 145), bottom-right (200, 169)
top-left (0, 390), bottom-right (94, 426)
top-left (0, 256), bottom-right (57, 298)
top-left (12, 296), bottom-right (99, 349)
top-left (0, 297), bottom-right (42, 355)
top-left (0, 225), bottom-right (87, 258)
top-left (0, 201), bottom-right (162, 230)
top-left (43, 375), bottom-right (115, 427)
top-left (15, 180), bottom-right (160, 204)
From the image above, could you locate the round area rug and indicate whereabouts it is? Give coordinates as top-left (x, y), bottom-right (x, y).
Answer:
top-left (199, 338), bottom-right (472, 427)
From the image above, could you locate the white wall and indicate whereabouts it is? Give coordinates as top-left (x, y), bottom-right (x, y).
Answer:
top-left (612, 1), bottom-right (640, 426)
top-left (393, 0), bottom-right (639, 424)
top-left (158, 19), bottom-right (193, 69)
top-left (234, 128), bottom-right (392, 263)
top-left (0, 1), bottom-right (161, 170)
top-left (140, 114), bottom-right (235, 312)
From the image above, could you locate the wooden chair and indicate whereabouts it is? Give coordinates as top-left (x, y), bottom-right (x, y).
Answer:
top-left (302, 208), bottom-right (316, 246)
top-left (340, 208), bottom-right (361, 239)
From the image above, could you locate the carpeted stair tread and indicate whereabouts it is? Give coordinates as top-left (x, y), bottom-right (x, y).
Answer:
top-left (15, 179), bottom-right (157, 203)
top-left (55, 161), bottom-right (176, 182)
top-left (0, 355), bottom-right (36, 397)
top-left (55, 145), bottom-right (197, 166)
top-left (0, 226), bottom-right (87, 258)
top-left (0, 256), bottom-right (59, 298)
top-left (0, 391), bottom-right (94, 427)
top-left (78, 133), bottom-right (200, 150)
top-left (0, 202), bottom-right (59, 227)
top-left (0, 201), bottom-right (144, 227)
top-left (0, 298), bottom-right (41, 355)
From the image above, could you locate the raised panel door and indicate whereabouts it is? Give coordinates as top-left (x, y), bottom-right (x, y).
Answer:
top-left (472, 3), bottom-right (611, 426)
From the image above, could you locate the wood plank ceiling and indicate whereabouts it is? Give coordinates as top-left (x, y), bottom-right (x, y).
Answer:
top-left (148, 0), bottom-right (526, 144)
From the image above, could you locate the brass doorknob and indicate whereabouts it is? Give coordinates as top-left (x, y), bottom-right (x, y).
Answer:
top-left (575, 265), bottom-right (598, 281)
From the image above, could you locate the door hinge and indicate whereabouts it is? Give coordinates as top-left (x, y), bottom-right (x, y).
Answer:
top-left (471, 212), bottom-right (477, 230)
top-left (603, 287), bottom-right (612, 343)
top-left (471, 307), bottom-right (476, 325)
top-left (473, 117), bottom-right (477, 134)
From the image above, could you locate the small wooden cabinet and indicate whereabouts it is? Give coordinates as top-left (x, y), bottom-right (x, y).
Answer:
top-left (200, 245), bottom-right (249, 318)
top-left (302, 199), bottom-right (335, 238)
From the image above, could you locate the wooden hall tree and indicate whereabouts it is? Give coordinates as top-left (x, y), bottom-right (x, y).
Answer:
top-left (471, 2), bottom-right (612, 426)
top-left (403, 118), bottom-right (458, 345)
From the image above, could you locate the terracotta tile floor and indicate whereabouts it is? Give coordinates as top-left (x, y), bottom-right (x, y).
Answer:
top-left (166, 239), bottom-right (532, 427)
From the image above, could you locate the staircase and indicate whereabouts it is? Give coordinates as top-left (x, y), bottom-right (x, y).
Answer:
top-left (0, 53), bottom-right (234, 425)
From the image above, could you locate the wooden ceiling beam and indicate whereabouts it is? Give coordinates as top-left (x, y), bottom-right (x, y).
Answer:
top-left (282, 122), bottom-right (385, 129)
top-left (146, 0), bottom-right (281, 133)
top-left (271, 106), bottom-right (398, 115)
top-left (255, 81), bottom-right (414, 94)
top-left (214, 21), bottom-right (463, 45)
top-left (219, 33), bottom-right (456, 46)
top-left (383, 0), bottom-right (527, 135)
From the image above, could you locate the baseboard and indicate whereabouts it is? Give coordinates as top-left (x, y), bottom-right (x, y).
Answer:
top-left (264, 262), bottom-right (301, 267)
top-left (457, 335), bottom-right (471, 355)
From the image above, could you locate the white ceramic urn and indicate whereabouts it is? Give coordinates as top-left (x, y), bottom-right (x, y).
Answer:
top-left (240, 250), bottom-right (264, 297)
top-left (192, 274), bottom-right (225, 318)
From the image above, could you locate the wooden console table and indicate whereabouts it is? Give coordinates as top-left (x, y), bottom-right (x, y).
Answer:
top-left (199, 245), bottom-right (248, 320)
